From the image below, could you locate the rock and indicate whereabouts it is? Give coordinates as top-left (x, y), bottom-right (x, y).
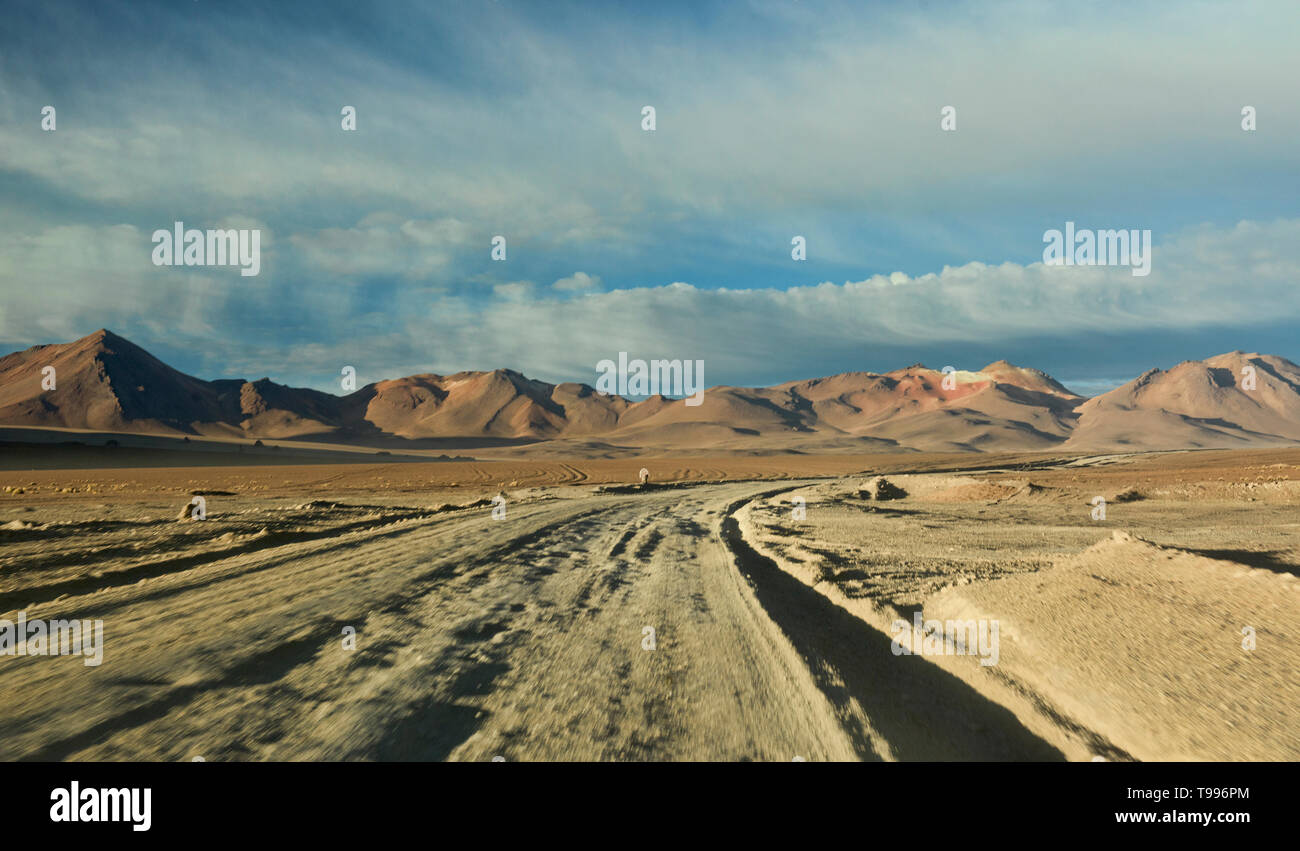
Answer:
top-left (860, 476), bottom-right (907, 501)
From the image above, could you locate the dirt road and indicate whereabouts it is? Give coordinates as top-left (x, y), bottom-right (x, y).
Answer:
top-left (0, 480), bottom-right (1065, 761)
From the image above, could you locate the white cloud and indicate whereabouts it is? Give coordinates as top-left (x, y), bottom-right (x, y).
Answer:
top-left (4, 217), bottom-right (1298, 389)
top-left (4, 2), bottom-right (1299, 390)
top-left (552, 271), bottom-right (601, 292)
top-left (493, 280), bottom-right (536, 301)
top-left (287, 216), bottom-right (469, 279)
top-left (3, 0), bottom-right (1296, 258)
top-left (440, 218), bottom-right (1300, 378)
top-left (0, 223), bottom-right (237, 346)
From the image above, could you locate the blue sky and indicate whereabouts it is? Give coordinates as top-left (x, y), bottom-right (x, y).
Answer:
top-left (2, 0), bottom-right (1299, 396)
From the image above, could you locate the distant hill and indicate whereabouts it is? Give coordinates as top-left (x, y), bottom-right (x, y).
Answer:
top-left (2, 330), bottom-right (1298, 453)
top-left (1065, 352), bottom-right (1300, 450)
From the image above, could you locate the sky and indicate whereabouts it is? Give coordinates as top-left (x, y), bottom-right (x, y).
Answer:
top-left (1, 0), bottom-right (1298, 397)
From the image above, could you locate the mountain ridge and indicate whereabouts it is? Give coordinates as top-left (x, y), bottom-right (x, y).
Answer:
top-left (2, 330), bottom-right (1298, 453)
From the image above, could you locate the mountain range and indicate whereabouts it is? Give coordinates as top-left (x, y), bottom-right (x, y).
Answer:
top-left (3, 329), bottom-right (1300, 454)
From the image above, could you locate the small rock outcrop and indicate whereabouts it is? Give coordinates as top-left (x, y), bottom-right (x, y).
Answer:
top-left (860, 476), bottom-right (907, 501)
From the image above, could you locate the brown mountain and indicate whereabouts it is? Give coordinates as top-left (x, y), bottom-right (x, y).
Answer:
top-left (0, 330), bottom-right (632, 443)
top-left (1065, 352), bottom-right (1300, 450)
top-left (354, 371), bottom-right (629, 439)
top-left (606, 363), bottom-right (1084, 452)
top-left (0, 329), bottom-right (235, 434)
top-left (3, 331), bottom-right (1299, 453)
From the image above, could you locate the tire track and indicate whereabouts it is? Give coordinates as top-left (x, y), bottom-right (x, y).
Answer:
top-left (2, 478), bottom-right (1057, 762)
top-left (0, 497), bottom-right (641, 760)
top-left (719, 490), bottom-right (1066, 760)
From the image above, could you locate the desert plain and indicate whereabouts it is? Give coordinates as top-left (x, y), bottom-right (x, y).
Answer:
top-left (1, 444), bottom-right (1296, 761)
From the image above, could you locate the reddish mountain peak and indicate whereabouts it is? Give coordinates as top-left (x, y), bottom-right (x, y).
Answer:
top-left (977, 360), bottom-right (1081, 400)
top-left (4, 332), bottom-right (1300, 452)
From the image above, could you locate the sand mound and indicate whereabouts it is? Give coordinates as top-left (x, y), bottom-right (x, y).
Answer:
top-left (927, 481), bottom-right (1021, 502)
top-left (993, 480), bottom-right (1066, 503)
top-left (924, 530), bottom-right (1300, 760)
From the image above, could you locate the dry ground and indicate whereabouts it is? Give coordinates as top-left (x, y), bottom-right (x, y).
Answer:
top-left (0, 448), bottom-right (1296, 760)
